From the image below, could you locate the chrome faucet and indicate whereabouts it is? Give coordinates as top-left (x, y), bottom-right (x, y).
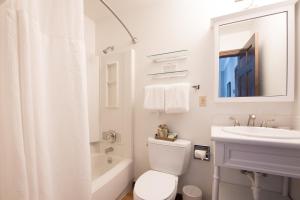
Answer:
top-left (247, 114), bottom-right (256, 126)
top-left (229, 116), bottom-right (240, 126)
top-left (260, 119), bottom-right (275, 128)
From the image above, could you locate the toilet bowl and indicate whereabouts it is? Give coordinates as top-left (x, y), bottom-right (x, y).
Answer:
top-left (133, 138), bottom-right (191, 200)
top-left (134, 170), bottom-right (178, 200)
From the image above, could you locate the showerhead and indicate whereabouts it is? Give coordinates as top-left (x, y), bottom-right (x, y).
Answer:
top-left (132, 37), bottom-right (138, 44)
top-left (103, 46), bottom-right (114, 54)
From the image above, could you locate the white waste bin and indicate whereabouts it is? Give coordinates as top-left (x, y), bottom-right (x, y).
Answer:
top-left (182, 185), bottom-right (202, 200)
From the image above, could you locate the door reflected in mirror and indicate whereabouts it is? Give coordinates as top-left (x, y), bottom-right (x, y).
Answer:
top-left (219, 12), bottom-right (287, 98)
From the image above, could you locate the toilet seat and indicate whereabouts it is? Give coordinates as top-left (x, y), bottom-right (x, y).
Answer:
top-left (134, 170), bottom-right (178, 200)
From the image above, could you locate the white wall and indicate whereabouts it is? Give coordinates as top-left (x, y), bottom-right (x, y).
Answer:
top-left (291, 1), bottom-right (300, 199)
top-left (85, 17), bottom-right (134, 159)
top-left (0, 0), bottom-right (5, 6)
top-left (94, 0), bottom-right (298, 199)
top-left (98, 51), bottom-right (134, 159)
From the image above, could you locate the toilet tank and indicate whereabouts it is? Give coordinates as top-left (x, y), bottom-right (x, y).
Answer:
top-left (148, 137), bottom-right (192, 176)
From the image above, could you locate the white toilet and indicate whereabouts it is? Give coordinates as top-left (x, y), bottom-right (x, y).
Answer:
top-left (134, 137), bottom-right (192, 200)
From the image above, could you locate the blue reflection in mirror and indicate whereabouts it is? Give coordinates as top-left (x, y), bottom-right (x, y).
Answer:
top-left (219, 57), bottom-right (238, 97)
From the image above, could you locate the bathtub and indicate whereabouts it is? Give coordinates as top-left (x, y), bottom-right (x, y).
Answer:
top-left (91, 153), bottom-right (133, 200)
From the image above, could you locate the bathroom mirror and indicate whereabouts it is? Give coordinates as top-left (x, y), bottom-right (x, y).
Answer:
top-left (213, 2), bottom-right (295, 102)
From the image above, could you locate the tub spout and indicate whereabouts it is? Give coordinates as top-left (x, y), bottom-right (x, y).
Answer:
top-left (105, 147), bottom-right (114, 154)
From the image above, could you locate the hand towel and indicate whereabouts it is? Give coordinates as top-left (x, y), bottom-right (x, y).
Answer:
top-left (144, 85), bottom-right (165, 111)
top-left (165, 83), bottom-right (190, 113)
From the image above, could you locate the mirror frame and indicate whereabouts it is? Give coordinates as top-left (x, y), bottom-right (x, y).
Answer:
top-left (212, 0), bottom-right (296, 102)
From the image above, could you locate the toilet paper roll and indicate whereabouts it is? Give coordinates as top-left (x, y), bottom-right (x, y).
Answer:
top-left (195, 150), bottom-right (207, 160)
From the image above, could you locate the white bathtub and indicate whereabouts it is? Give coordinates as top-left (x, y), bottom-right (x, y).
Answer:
top-left (91, 153), bottom-right (133, 200)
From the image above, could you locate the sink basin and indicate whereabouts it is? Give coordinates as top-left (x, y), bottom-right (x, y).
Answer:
top-left (222, 126), bottom-right (300, 139)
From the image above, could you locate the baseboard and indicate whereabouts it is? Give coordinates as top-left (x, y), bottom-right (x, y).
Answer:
top-left (117, 181), bottom-right (134, 200)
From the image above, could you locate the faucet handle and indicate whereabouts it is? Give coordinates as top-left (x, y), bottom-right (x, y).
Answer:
top-left (249, 114), bottom-right (256, 119)
top-left (260, 119), bottom-right (275, 128)
top-left (229, 116), bottom-right (240, 126)
top-left (102, 130), bottom-right (118, 143)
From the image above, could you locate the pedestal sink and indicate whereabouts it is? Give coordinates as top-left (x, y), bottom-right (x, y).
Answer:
top-left (211, 126), bottom-right (300, 200)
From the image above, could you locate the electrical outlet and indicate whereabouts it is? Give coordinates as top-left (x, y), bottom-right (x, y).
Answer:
top-left (199, 96), bottom-right (207, 107)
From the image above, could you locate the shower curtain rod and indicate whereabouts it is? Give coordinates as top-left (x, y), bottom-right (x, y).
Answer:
top-left (99, 0), bottom-right (138, 44)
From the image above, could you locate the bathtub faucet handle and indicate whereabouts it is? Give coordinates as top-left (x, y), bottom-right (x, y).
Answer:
top-left (102, 130), bottom-right (118, 143)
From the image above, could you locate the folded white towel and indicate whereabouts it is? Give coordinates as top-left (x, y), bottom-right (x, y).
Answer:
top-left (144, 85), bottom-right (165, 111)
top-left (165, 83), bottom-right (190, 114)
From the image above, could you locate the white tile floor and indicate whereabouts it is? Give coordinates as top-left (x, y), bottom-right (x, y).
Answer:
top-left (220, 183), bottom-right (291, 200)
top-left (122, 183), bottom-right (290, 200)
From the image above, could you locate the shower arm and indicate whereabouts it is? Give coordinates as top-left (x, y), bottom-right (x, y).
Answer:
top-left (99, 0), bottom-right (138, 44)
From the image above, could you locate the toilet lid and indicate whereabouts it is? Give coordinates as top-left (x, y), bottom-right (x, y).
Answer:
top-left (134, 170), bottom-right (177, 200)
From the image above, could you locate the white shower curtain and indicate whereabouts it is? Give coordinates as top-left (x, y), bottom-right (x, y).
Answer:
top-left (0, 0), bottom-right (91, 200)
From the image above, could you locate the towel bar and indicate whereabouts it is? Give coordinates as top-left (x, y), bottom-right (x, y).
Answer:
top-left (192, 85), bottom-right (200, 90)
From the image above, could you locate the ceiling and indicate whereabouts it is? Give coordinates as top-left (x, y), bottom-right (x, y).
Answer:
top-left (84, 0), bottom-right (160, 22)
top-left (85, 0), bottom-right (288, 22)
